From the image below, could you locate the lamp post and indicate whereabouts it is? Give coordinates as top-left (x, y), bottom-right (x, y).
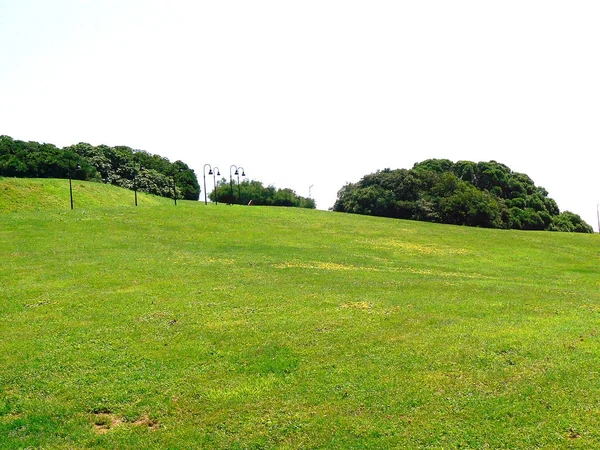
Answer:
top-left (229, 165), bottom-right (246, 204)
top-left (134, 165), bottom-right (144, 207)
top-left (229, 165), bottom-right (238, 204)
top-left (237, 166), bottom-right (245, 205)
top-left (203, 164), bottom-right (213, 205)
top-left (213, 167), bottom-right (221, 205)
top-left (172, 166), bottom-right (183, 205)
top-left (203, 164), bottom-right (222, 205)
top-left (68, 163), bottom-right (81, 210)
top-left (597, 204), bottom-right (599, 234)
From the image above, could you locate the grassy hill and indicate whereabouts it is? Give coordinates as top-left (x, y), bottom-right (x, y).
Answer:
top-left (0, 177), bottom-right (175, 212)
top-left (1, 185), bottom-right (599, 448)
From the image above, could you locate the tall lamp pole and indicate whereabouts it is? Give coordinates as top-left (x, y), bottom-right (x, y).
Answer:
top-left (203, 164), bottom-right (213, 205)
top-left (237, 166), bottom-right (245, 205)
top-left (134, 165), bottom-right (144, 206)
top-left (172, 166), bottom-right (183, 205)
top-left (203, 164), bottom-right (221, 205)
top-left (229, 165), bottom-right (246, 204)
top-left (229, 165), bottom-right (238, 204)
top-left (68, 163), bottom-right (81, 210)
top-left (213, 167), bottom-right (221, 205)
top-left (597, 204), bottom-right (599, 234)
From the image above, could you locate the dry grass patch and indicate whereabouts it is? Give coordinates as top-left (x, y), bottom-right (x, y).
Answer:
top-left (134, 415), bottom-right (160, 431)
top-left (92, 412), bottom-right (122, 435)
top-left (92, 411), bottom-right (159, 434)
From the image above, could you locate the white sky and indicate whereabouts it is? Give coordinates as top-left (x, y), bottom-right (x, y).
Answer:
top-left (1, 1), bottom-right (599, 230)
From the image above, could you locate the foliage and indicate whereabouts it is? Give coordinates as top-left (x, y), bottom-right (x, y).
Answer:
top-left (65, 142), bottom-right (200, 200)
top-left (210, 178), bottom-right (316, 208)
top-left (333, 159), bottom-right (593, 233)
top-left (1, 204), bottom-right (599, 448)
top-left (549, 211), bottom-right (594, 233)
top-left (0, 135), bottom-right (200, 200)
top-left (0, 135), bottom-right (96, 180)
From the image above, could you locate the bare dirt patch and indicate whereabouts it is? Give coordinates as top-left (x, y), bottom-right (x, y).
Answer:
top-left (91, 410), bottom-right (159, 434)
top-left (567, 429), bottom-right (581, 440)
top-left (134, 415), bottom-right (160, 431)
top-left (92, 412), bottom-right (122, 434)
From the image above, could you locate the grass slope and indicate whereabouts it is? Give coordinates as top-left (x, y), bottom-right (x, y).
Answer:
top-left (0, 177), bottom-right (174, 212)
top-left (1, 197), bottom-right (599, 448)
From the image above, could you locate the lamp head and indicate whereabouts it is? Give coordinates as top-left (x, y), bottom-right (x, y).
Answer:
top-left (208, 169), bottom-right (213, 175)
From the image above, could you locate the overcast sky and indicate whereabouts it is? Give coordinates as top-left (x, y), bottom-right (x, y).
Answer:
top-left (1, 1), bottom-right (599, 230)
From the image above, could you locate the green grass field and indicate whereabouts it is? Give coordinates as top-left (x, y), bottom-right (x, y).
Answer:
top-left (0, 177), bottom-right (174, 212)
top-left (1, 179), bottom-right (599, 449)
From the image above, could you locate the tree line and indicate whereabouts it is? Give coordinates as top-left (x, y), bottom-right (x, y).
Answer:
top-left (0, 135), bottom-right (200, 200)
top-left (0, 135), bottom-right (315, 208)
top-left (333, 159), bottom-right (593, 233)
top-left (210, 179), bottom-right (316, 208)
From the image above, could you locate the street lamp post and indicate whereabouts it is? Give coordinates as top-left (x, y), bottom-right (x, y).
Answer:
top-left (134, 165), bottom-right (144, 206)
top-left (203, 164), bottom-right (213, 205)
top-left (203, 164), bottom-right (221, 205)
top-left (172, 166), bottom-right (183, 205)
top-left (229, 165), bottom-right (238, 204)
top-left (597, 204), bottom-right (599, 234)
top-left (213, 167), bottom-right (221, 205)
top-left (237, 166), bottom-right (245, 205)
top-left (229, 165), bottom-right (246, 204)
top-left (68, 163), bottom-right (81, 210)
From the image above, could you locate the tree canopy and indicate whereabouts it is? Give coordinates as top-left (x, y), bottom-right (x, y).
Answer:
top-left (210, 179), bottom-right (315, 209)
top-left (0, 135), bottom-right (200, 200)
top-left (0, 135), bottom-right (313, 209)
top-left (333, 159), bottom-right (593, 233)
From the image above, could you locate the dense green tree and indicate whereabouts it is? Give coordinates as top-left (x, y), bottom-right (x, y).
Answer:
top-left (0, 136), bottom-right (96, 180)
top-left (210, 179), bottom-right (315, 209)
top-left (452, 160), bottom-right (476, 183)
top-left (333, 158), bottom-right (593, 233)
top-left (413, 159), bottom-right (454, 174)
top-left (0, 136), bottom-right (200, 200)
top-left (549, 211), bottom-right (594, 233)
top-left (472, 161), bottom-right (511, 194)
top-left (439, 182), bottom-right (504, 228)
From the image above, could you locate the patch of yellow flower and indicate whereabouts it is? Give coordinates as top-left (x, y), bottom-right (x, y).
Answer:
top-left (399, 267), bottom-right (490, 279)
top-left (339, 301), bottom-right (373, 310)
top-left (359, 239), bottom-right (468, 256)
top-left (275, 261), bottom-right (380, 271)
top-left (205, 257), bottom-right (236, 265)
top-left (167, 253), bottom-right (236, 265)
top-left (275, 260), bottom-right (490, 280)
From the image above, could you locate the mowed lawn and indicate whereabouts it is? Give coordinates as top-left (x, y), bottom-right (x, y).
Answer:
top-left (1, 195), bottom-right (599, 448)
top-left (0, 178), bottom-right (174, 212)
